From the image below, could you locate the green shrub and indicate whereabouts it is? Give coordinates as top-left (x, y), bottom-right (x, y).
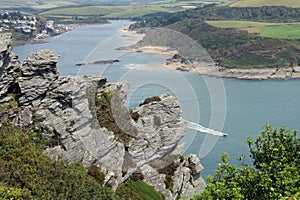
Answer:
top-left (196, 124), bottom-right (300, 200)
top-left (88, 165), bottom-right (106, 185)
top-left (0, 186), bottom-right (32, 200)
top-left (0, 123), bottom-right (118, 199)
top-left (117, 179), bottom-right (163, 200)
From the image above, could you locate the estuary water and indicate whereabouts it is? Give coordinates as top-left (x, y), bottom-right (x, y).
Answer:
top-left (14, 20), bottom-right (300, 177)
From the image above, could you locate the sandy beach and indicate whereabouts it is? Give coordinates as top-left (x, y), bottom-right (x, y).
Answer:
top-left (118, 28), bottom-right (300, 80)
top-left (118, 28), bottom-right (177, 55)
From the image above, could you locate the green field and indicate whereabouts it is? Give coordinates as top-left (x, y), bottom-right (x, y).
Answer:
top-left (0, 0), bottom-right (206, 18)
top-left (206, 20), bottom-right (300, 39)
top-left (0, 0), bottom-right (205, 10)
top-left (0, 0), bottom-right (162, 9)
top-left (228, 0), bottom-right (300, 8)
top-left (105, 6), bottom-right (173, 18)
top-left (41, 5), bottom-right (174, 18)
top-left (0, 0), bottom-right (80, 9)
top-left (40, 1), bottom-right (204, 19)
top-left (258, 24), bottom-right (300, 39)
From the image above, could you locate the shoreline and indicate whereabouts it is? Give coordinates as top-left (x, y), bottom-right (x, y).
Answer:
top-left (119, 29), bottom-right (300, 80)
top-left (14, 38), bottom-right (48, 46)
top-left (14, 24), bottom-right (83, 47)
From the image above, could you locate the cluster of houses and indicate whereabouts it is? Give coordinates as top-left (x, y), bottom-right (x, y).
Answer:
top-left (0, 11), bottom-right (69, 39)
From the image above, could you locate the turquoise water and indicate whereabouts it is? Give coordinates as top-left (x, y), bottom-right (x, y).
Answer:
top-left (14, 20), bottom-right (300, 177)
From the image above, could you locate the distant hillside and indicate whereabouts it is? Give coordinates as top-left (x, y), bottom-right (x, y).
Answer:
top-left (130, 5), bottom-right (300, 69)
top-left (229, 0), bottom-right (300, 8)
top-left (0, 0), bottom-right (178, 11)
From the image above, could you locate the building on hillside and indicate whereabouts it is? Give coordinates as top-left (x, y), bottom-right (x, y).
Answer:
top-left (22, 28), bottom-right (32, 34)
top-left (45, 21), bottom-right (54, 29)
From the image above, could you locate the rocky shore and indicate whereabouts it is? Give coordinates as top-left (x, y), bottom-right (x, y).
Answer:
top-left (0, 33), bottom-right (205, 199)
top-left (177, 62), bottom-right (300, 80)
top-left (174, 62), bottom-right (300, 80)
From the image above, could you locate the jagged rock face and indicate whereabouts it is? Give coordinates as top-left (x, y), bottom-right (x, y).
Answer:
top-left (129, 94), bottom-right (186, 162)
top-left (16, 50), bottom-right (126, 188)
top-left (173, 154), bottom-right (205, 199)
top-left (18, 50), bottom-right (60, 106)
top-left (0, 33), bottom-right (21, 100)
top-left (0, 33), bottom-right (205, 199)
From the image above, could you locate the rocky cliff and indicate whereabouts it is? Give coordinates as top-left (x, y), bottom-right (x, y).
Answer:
top-left (0, 33), bottom-right (205, 199)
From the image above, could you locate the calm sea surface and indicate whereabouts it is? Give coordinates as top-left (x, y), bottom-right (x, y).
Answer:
top-left (14, 20), bottom-right (300, 177)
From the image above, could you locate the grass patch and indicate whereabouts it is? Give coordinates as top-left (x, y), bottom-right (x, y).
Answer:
top-left (206, 20), bottom-right (277, 29)
top-left (0, 94), bottom-right (19, 112)
top-left (206, 20), bottom-right (300, 39)
top-left (0, 0), bottom-right (79, 10)
top-left (105, 5), bottom-right (172, 18)
top-left (258, 24), bottom-right (300, 39)
top-left (228, 0), bottom-right (300, 8)
top-left (116, 179), bottom-right (163, 200)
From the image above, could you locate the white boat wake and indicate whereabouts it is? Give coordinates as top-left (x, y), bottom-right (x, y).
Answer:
top-left (186, 121), bottom-right (228, 137)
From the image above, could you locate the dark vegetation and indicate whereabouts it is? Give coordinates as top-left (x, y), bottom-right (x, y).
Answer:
top-left (157, 161), bottom-right (181, 193)
top-left (188, 5), bottom-right (300, 22)
top-left (46, 15), bottom-right (108, 24)
top-left (131, 111), bottom-right (140, 122)
top-left (87, 165), bottom-right (106, 185)
top-left (0, 121), bottom-right (164, 199)
top-left (0, 122), bottom-right (118, 199)
top-left (95, 89), bottom-right (136, 143)
top-left (131, 5), bottom-right (300, 28)
top-left (139, 96), bottom-right (162, 106)
top-left (195, 124), bottom-right (300, 199)
top-left (130, 5), bottom-right (300, 69)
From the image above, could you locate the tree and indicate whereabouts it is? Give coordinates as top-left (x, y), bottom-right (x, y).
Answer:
top-left (195, 124), bottom-right (300, 200)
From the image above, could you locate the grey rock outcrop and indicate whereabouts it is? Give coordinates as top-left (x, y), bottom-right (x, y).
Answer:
top-left (173, 154), bottom-right (206, 199)
top-left (0, 33), bottom-right (21, 100)
top-left (0, 33), bottom-right (205, 199)
top-left (18, 50), bottom-right (60, 106)
top-left (129, 94), bottom-right (186, 165)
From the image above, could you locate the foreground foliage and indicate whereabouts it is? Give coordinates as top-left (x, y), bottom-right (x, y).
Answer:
top-left (196, 124), bottom-right (300, 200)
top-left (0, 123), bottom-right (118, 199)
top-left (0, 122), bottom-right (164, 199)
top-left (117, 179), bottom-right (163, 200)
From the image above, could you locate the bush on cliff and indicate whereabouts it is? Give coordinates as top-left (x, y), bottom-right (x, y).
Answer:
top-left (0, 123), bottom-right (118, 199)
top-left (116, 179), bottom-right (163, 200)
top-left (195, 124), bottom-right (300, 200)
